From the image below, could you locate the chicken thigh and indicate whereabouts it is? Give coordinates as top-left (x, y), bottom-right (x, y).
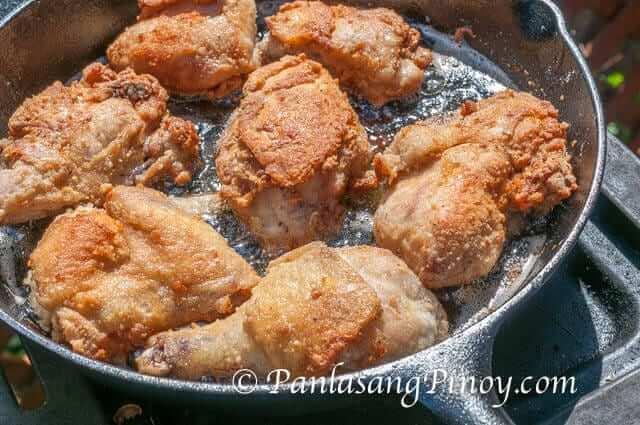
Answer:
top-left (135, 242), bottom-right (448, 379)
top-left (258, 1), bottom-right (431, 106)
top-left (27, 186), bottom-right (259, 364)
top-left (216, 55), bottom-right (376, 252)
top-left (108, 0), bottom-right (257, 98)
top-left (374, 90), bottom-right (578, 288)
top-left (0, 63), bottom-right (199, 225)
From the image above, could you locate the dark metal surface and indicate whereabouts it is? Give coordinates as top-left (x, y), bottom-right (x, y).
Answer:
top-left (0, 0), bottom-right (608, 424)
top-left (0, 340), bottom-right (106, 425)
top-left (497, 175), bottom-right (640, 423)
top-left (601, 135), bottom-right (640, 230)
top-left (544, 369), bottom-right (640, 425)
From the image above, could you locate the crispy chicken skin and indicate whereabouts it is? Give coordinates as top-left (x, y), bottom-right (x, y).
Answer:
top-left (0, 63), bottom-right (199, 225)
top-left (216, 55), bottom-right (376, 252)
top-left (27, 186), bottom-right (259, 364)
top-left (258, 1), bottom-right (431, 106)
top-left (107, 0), bottom-right (257, 98)
top-left (374, 90), bottom-right (578, 288)
top-left (376, 144), bottom-right (512, 289)
top-left (334, 245), bottom-right (448, 369)
top-left (135, 242), bottom-right (447, 379)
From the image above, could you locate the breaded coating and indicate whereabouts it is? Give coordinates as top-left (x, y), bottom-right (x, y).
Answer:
top-left (135, 243), bottom-right (447, 379)
top-left (374, 90), bottom-right (578, 288)
top-left (216, 55), bottom-right (375, 252)
top-left (0, 63), bottom-right (199, 225)
top-left (376, 143), bottom-right (512, 288)
top-left (107, 0), bottom-right (257, 98)
top-left (334, 245), bottom-right (448, 368)
top-left (243, 243), bottom-right (381, 376)
top-left (27, 186), bottom-right (259, 364)
top-left (259, 1), bottom-right (431, 106)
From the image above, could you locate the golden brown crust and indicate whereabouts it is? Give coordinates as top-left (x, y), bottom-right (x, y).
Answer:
top-left (80, 62), bottom-right (169, 121)
top-left (375, 143), bottom-right (513, 289)
top-left (28, 186), bottom-right (259, 364)
top-left (135, 243), bottom-right (448, 380)
top-left (244, 243), bottom-right (381, 376)
top-left (137, 115), bottom-right (201, 186)
top-left (215, 55), bottom-right (374, 251)
top-left (262, 1), bottom-right (431, 106)
top-left (335, 245), bottom-right (449, 367)
top-left (7, 63), bottom-right (168, 145)
top-left (108, 0), bottom-right (257, 98)
top-left (214, 110), bottom-right (268, 207)
top-left (374, 91), bottom-right (578, 288)
top-left (375, 90), bottom-right (578, 214)
top-left (268, 0), bottom-right (335, 43)
top-left (217, 55), bottom-right (373, 203)
top-left (237, 56), bottom-right (355, 187)
top-left (0, 62), bottom-right (199, 225)
top-left (29, 209), bottom-right (129, 308)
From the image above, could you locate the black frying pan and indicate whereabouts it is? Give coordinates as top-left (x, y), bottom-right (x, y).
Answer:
top-left (0, 0), bottom-right (607, 423)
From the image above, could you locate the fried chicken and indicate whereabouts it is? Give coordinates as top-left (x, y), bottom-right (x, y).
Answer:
top-left (0, 63), bottom-right (199, 225)
top-left (216, 55), bottom-right (376, 252)
top-left (376, 143), bottom-right (512, 289)
top-left (258, 1), bottom-right (431, 106)
top-left (27, 186), bottom-right (259, 364)
top-left (135, 242), bottom-right (448, 379)
top-left (374, 90), bottom-right (578, 288)
top-left (107, 0), bottom-right (257, 98)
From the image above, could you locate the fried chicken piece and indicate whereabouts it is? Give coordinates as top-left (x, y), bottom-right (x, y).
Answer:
top-left (216, 55), bottom-right (376, 252)
top-left (107, 0), bottom-right (257, 98)
top-left (27, 186), bottom-right (259, 364)
top-left (376, 144), bottom-right (513, 288)
top-left (135, 242), bottom-right (447, 379)
top-left (0, 63), bottom-right (199, 225)
top-left (258, 1), bottom-right (431, 106)
top-left (374, 90), bottom-right (578, 288)
top-left (334, 245), bottom-right (448, 369)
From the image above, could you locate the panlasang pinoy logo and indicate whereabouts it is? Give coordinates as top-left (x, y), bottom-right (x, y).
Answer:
top-left (231, 363), bottom-right (578, 408)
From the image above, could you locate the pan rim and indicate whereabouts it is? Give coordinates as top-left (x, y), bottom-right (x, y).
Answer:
top-left (0, 0), bottom-right (606, 396)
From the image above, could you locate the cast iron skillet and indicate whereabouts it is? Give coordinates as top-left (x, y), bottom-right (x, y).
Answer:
top-left (0, 0), bottom-right (607, 423)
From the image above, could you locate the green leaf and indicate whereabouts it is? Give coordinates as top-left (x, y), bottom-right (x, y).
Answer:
top-left (606, 71), bottom-right (625, 89)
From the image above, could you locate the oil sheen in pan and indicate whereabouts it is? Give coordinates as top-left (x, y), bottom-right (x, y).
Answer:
top-left (0, 13), bottom-right (544, 337)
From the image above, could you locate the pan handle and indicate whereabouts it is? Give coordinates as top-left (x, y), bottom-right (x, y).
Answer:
top-left (602, 134), bottom-right (640, 227)
top-left (398, 313), bottom-right (514, 424)
top-left (0, 337), bottom-right (108, 425)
